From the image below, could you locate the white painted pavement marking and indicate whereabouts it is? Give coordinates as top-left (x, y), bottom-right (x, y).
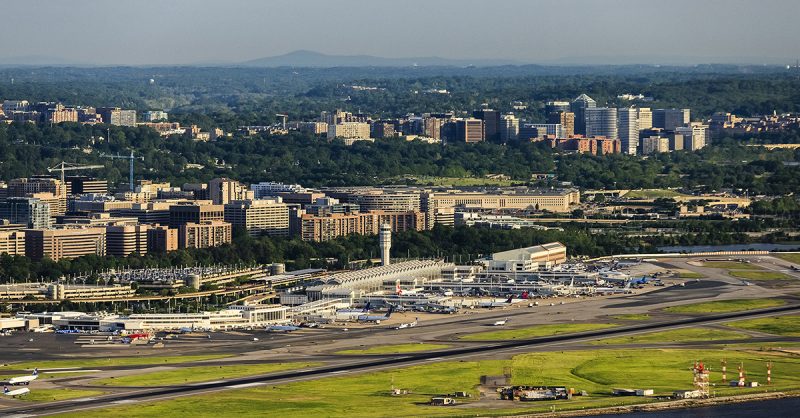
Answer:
top-left (226, 382), bottom-right (265, 389)
top-left (111, 399), bottom-right (137, 405)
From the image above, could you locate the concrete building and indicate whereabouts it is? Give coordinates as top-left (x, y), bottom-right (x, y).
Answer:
top-left (523, 123), bottom-right (564, 139)
top-left (455, 118), bottom-right (485, 143)
top-left (617, 107), bottom-right (640, 155)
top-left (106, 224), bottom-right (149, 257)
top-left (224, 198), bottom-right (290, 237)
top-left (547, 111), bottom-right (575, 137)
top-left (7, 177), bottom-right (65, 198)
top-left (473, 109), bottom-right (501, 141)
top-left (0, 197), bottom-right (52, 229)
top-left (250, 182), bottom-right (305, 198)
top-left (65, 176), bottom-right (108, 195)
top-left (585, 107), bottom-right (618, 140)
top-left (208, 178), bottom-right (253, 205)
top-left (423, 116), bottom-right (444, 139)
top-left (43, 104), bottom-right (78, 124)
top-left (0, 230), bottom-right (25, 256)
top-left (24, 227), bottom-right (106, 261)
top-left (571, 94), bottom-right (596, 135)
top-left (675, 123), bottom-right (709, 151)
top-left (480, 242), bottom-right (567, 272)
top-left (116, 202), bottom-right (173, 225)
top-left (141, 110), bottom-right (168, 122)
top-left (499, 114), bottom-right (519, 142)
top-left (178, 221), bottom-right (232, 249)
top-left (300, 211), bottom-right (424, 242)
top-left (327, 122), bottom-right (370, 141)
top-left (421, 189), bottom-right (580, 227)
top-left (147, 224), bottom-right (179, 252)
top-left (641, 136), bottom-right (671, 154)
top-left (327, 189), bottom-right (422, 213)
top-left (97, 107), bottom-right (136, 127)
top-left (379, 223), bottom-right (391, 266)
top-left (637, 108), bottom-right (653, 130)
top-left (653, 108), bottom-right (690, 131)
top-left (169, 203), bottom-right (225, 228)
top-left (545, 101), bottom-right (571, 114)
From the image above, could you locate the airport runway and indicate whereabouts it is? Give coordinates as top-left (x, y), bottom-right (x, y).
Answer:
top-left (4, 303), bottom-right (800, 417)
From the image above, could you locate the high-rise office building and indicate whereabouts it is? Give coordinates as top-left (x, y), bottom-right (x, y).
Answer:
top-left (106, 224), bottom-right (149, 257)
top-left (571, 94), bottom-right (596, 135)
top-left (147, 224), bottom-right (178, 252)
top-left (24, 227), bottom-right (107, 261)
top-left (208, 178), bottom-right (253, 205)
top-left (637, 108), bottom-right (653, 130)
top-left (0, 197), bottom-right (51, 229)
top-left (585, 107), bottom-right (618, 140)
top-left (547, 111), bottom-right (575, 137)
top-left (675, 123), bottom-right (709, 151)
top-left (422, 116), bottom-right (444, 140)
top-left (0, 230), bottom-right (25, 256)
top-left (65, 176), bottom-right (108, 195)
top-left (96, 107), bottom-right (137, 127)
top-left (327, 122), bottom-right (370, 140)
top-left (178, 221), bottom-right (232, 249)
top-left (455, 119), bottom-right (485, 143)
top-left (224, 198), bottom-right (290, 237)
top-left (499, 114), bottom-right (519, 142)
top-left (617, 108), bottom-right (640, 155)
top-left (472, 109), bottom-right (500, 142)
top-left (169, 203), bottom-right (225, 228)
top-left (652, 108), bottom-right (690, 131)
top-left (545, 101), bottom-right (571, 114)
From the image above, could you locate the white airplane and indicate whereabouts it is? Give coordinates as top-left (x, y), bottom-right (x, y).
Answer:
top-left (492, 318), bottom-right (509, 326)
top-left (358, 306), bottom-right (394, 324)
top-left (3, 386), bottom-right (30, 397)
top-left (479, 296), bottom-right (514, 308)
top-left (8, 369), bottom-right (38, 385)
top-left (394, 318), bottom-right (418, 329)
top-left (267, 325), bottom-right (301, 333)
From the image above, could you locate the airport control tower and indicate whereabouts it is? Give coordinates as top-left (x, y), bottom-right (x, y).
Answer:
top-left (379, 224), bottom-right (391, 266)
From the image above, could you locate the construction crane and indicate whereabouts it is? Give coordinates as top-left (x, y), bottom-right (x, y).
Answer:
top-left (47, 162), bottom-right (104, 185)
top-left (101, 150), bottom-right (144, 192)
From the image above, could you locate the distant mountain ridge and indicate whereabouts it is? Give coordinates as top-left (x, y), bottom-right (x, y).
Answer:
top-left (240, 50), bottom-right (524, 68)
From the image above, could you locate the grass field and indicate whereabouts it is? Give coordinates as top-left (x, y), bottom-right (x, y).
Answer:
top-left (726, 315), bottom-right (800, 337)
top-left (701, 261), bottom-right (762, 270)
top-left (3, 354), bottom-right (232, 372)
top-left (93, 362), bottom-right (320, 387)
top-left (591, 327), bottom-right (748, 345)
top-left (459, 323), bottom-right (617, 341)
top-left (610, 313), bottom-right (650, 320)
top-left (21, 388), bottom-right (105, 403)
top-left (677, 271), bottom-right (705, 279)
top-left (663, 298), bottom-right (786, 314)
top-left (729, 270), bottom-right (793, 281)
top-left (53, 347), bottom-right (800, 418)
top-left (336, 343), bottom-right (450, 355)
top-left (776, 253), bottom-right (800, 264)
top-left (624, 189), bottom-right (689, 199)
top-left (390, 175), bottom-right (517, 187)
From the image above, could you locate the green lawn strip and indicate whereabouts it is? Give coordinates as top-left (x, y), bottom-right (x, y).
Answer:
top-left (336, 343), bottom-right (450, 355)
top-left (459, 323), bottom-right (618, 341)
top-left (21, 388), bottom-right (106, 403)
top-left (701, 261), bottom-right (762, 270)
top-left (51, 348), bottom-right (800, 418)
top-left (0, 372), bottom-right (91, 381)
top-left (726, 315), bottom-right (800, 337)
top-left (775, 253), bottom-right (800, 265)
top-left (3, 354), bottom-right (232, 371)
top-left (663, 298), bottom-right (785, 314)
top-left (677, 271), bottom-right (705, 279)
top-left (624, 189), bottom-right (688, 199)
top-left (729, 270), bottom-right (793, 281)
top-left (93, 362), bottom-right (321, 387)
top-left (591, 327), bottom-right (749, 345)
top-left (610, 314), bottom-right (650, 321)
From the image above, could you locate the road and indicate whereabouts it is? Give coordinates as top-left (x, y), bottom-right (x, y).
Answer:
top-left (4, 303), bottom-right (800, 417)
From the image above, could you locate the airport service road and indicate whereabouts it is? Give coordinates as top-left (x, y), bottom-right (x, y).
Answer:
top-left (3, 304), bottom-right (800, 418)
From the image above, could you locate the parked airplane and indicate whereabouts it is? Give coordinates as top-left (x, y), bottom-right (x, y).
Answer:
top-left (358, 306), bottom-right (394, 324)
top-left (492, 318), bottom-right (509, 326)
top-left (479, 296), bottom-right (514, 308)
top-left (267, 325), bottom-right (302, 332)
top-left (394, 318), bottom-right (418, 329)
top-left (8, 369), bottom-right (38, 385)
top-left (3, 386), bottom-right (30, 397)
top-left (335, 302), bottom-right (373, 321)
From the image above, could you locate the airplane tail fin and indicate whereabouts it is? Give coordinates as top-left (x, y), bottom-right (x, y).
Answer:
top-left (32, 369), bottom-right (38, 376)
top-left (385, 305), bottom-right (394, 318)
top-left (4, 386), bottom-right (8, 394)
top-left (363, 302), bottom-right (371, 313)
top-left (505, 295), bottom-right (513, 304)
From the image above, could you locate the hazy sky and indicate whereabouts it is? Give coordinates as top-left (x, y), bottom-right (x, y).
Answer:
top-left (1, 0), bottom-right (798, 65)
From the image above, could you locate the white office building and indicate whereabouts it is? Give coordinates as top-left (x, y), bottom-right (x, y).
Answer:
top-left (617, 108), bottom-right (640, 155)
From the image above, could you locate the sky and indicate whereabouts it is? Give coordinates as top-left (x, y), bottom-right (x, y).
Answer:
top-left (1, 0), bottom-right (798, 66)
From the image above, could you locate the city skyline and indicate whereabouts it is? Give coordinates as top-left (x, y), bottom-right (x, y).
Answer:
top-left (1, 0), bottom-right (799, 66)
